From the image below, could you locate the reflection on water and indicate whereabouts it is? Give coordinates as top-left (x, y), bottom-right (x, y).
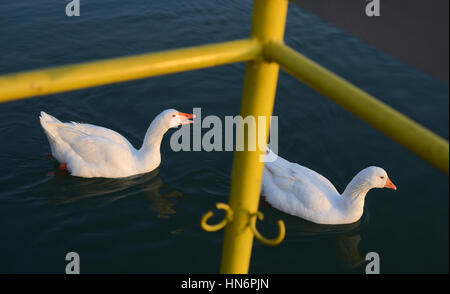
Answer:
top-left (44, 168), bottom-right (183, 219)
top-left (286, 211), bottom-right (368, 270)
top-left (143, 178), bottom-right (183, 219)
top-left (335, 233), bottom-right (365, 269)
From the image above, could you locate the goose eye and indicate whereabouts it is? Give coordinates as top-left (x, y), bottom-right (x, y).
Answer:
top-left (380, 176), bottom-right (385, 179)
top-left (172, 114), bottom-right (176, 117)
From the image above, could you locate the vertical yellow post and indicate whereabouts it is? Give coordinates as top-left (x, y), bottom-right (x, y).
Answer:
top-left (220, 0), bottom-right (288, 274)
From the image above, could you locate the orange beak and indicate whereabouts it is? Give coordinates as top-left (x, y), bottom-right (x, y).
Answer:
top-left (384, 177), bottom-right (397, 190)
top-left (178, 112), bottom-right (195, 125)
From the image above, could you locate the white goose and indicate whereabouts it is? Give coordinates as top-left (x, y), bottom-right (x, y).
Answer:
top-left (40, 109), bottom-right (194, 178)
top-left (262, 149), bottom-right (396, 225)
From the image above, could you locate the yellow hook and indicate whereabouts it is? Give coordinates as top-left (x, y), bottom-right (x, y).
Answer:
top-left (249, 211), bottom-right (285, 246)
top-left (201, 202), bottom-right (234, 232)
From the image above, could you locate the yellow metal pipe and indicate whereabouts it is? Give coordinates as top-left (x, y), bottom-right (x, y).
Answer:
top-left (220, 0), bottom-right (289, 274)
top-left (0, 39), bottom-right (261, 103)
top-left (264, 42), bottom-right (449, 174)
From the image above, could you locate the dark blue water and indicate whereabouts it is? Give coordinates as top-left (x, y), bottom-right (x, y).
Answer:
top-left (0, 0), bottom-right (448, 273)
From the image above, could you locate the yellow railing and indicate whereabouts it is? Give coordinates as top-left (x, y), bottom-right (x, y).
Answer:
top-left (0, 0), bottom-right (448, 274)
top-left (0, 39), bottom-right (261, 103)
top-left (264, 42), bottom-right (449, 175)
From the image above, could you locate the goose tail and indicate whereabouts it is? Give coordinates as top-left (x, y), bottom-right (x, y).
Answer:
top-left (39, 111), bottom-right (61, 124)
top-left (39, 111), bottom-right (63, 144)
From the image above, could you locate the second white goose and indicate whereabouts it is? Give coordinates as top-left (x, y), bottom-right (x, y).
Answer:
top-left (262, 149), bottom-right (396, 225)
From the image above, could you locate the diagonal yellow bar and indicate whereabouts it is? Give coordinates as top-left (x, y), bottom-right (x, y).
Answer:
top-left (0, 39), bottom-right (261, 103)
top-left (264, 42), bottom-right (449, 174)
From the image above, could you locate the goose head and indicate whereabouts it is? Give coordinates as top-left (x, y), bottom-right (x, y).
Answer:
top-left (341, 166), bottom-right (396, 219)
top-left (139, 108), bottom-right (195, 161)
top-left (341, 166), bottom-right (396, 222)
top-left (354, 166), bottom-right (397, 191)
top-left (158, 109), bottom-right (195, 129)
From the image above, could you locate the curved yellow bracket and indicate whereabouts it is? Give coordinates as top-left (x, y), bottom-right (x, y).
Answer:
top-left (249, 211), bottom-right (285, 246)
top-left (201, 203), bottom-right (234, 232)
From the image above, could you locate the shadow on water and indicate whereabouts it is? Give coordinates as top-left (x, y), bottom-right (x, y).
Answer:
top-left (278, 207), bottom-right (370, 270)
top-left (43, 167), bottom-right (183, 220)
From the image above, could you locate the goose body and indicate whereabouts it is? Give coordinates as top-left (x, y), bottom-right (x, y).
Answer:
top-left (262, 149), bottom-right (396, 225)
top-left (40, 109), bottom-right (194, 178)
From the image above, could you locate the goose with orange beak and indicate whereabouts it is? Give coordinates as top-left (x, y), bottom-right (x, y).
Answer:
top-left (40, 108), bottom-right (195, 178)
top-left (262, 148), bottom-right (397, 225)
